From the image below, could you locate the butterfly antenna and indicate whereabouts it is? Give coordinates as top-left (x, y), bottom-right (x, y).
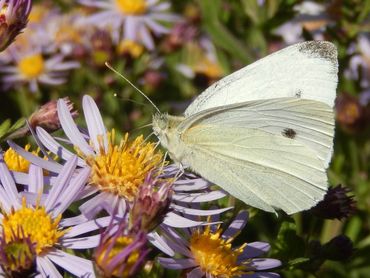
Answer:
top-left (132, 124), bottom-right (153, 134)
top-left (106, 62), bottom-right (161, 113)
top-left (113, 93), bottom-right (148, 107)
top-left (160, 151), bottom-right (169, 173)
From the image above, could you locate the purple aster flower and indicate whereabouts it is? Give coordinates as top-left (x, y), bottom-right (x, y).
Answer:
top-left (9, 95), bottom-right (231, 229)
top-left (345, 35), bottom-right (370, 88)
top-left (176, 38), bottom-right (224, 86)
top-left (79, 0), bottom-right (180, 50)
top-left (0, 154), bottom-right (112, 277)
top-left (0, 229), bottom-right (37, 277)
top-left (274, 1), bottom-right (328, 45)
top-left (0, 47), bottom-right (79, 92)
top-left (0, 0), bottom-right (32, 52)
top-left (157, 211), bottom-right (281, 277)
top-left (94, 216), bottom-right (150, 277)
top-left (130, 172), bottom-right (173, 232)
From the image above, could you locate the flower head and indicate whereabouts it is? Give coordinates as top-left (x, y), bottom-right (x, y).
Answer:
top-left (158, 211), bottom-right (281, 277)
top-left (12, 95), bottom-right (231, 229)
top-left (0, 154), bottom-right (111, 277)
top-left (335, 93), bottom-right (369, 133)
top-left (4, 144), bottom-right (41, 173)
top-left (311, 184), bottom-right (356, 220)
top-left (130, 173), bottom-right (173, 232)
top-left (0, 49), bottom-right (79, 92)
top-left (29, 97), bottom-right (78, 132)
top-left (80, 0), bottom-right (180, 49)
top-left (0, 229), bottom-right (37, 277)
top-left (94, 217), bottom-right (150, 278)
top-left (0, 0), bottom-right (32, 51)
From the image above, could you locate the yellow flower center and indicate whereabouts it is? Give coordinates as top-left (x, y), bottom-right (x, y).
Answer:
top-left (115, 0), bottom-right (147, 15)
top-left (117, 40), bottom-right (145, 58)
top-left (95, 236), bottom-right (139, 277)
top-left (4, 145), bottom-right (38, 173)
top-left (194, 58), bottom-right (223, 79)
top-left (84, 130), bottom-right (164, 201)
top-left (55, 25), bottom-right (82, 45)
top-left (1, 199), bottom-right (66, 255)
top-left (17, 54), bottom-right (45, 79)
top-left (0, 4), bottom-right (9, 17)
top-left (190, 225), bottom-right (247, 277)
top-left (1, 237), bottom-right (36, 274)
top-left (28, 5), bottom-right (47, 24)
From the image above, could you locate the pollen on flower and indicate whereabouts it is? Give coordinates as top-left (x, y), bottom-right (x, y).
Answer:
top-left (28, 5), bottom-right (47, 24)
top-left (4, 145), bottom-right (39, 173)
top-left (1, 198), bottom-right (66, 255)
top-left (117, 40), bottom-right (144, 58)
top-left (115, 0), bottom-right (147, 15)
top-left (85, 130), bottom-right (164, 201)
top-left (17, 54), bottom-right (45, 79)
top-left (190, 225), bottom-right (248, 277)
top-left (194, 58), bottom-right (223, 79)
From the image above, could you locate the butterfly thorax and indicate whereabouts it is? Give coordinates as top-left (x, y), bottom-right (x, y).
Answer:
top-left (152, 113), bottom-right (187, 163)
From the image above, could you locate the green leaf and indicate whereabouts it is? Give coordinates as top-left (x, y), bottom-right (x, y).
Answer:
top-left (0, 120), bottom-right (11, 138)
top-left (198, 0), bottom-right (253, 64)
top-left (273, 220), bottom-right (306, 261)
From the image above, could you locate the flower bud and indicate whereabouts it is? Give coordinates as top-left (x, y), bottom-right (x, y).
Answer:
top-left (0, 0), bottom-right (32, 51)
top-left (130, 174), bottom-right (173, 232)
top-left (29, 97), bottom-right (78, 132)
top-left (335, 93), bottom-right (369, 133)
top-left (162, 21), bottom-right (199, 52)
top-left (310, 185), bottom-right (356, 220)
top-left (94, 219), bottom-right (150, 278)
top-left (322, 235), bottom-right (354, 261)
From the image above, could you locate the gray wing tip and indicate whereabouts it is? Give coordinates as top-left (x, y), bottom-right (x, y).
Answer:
top-left (298, 41), bottom-right (338, 65)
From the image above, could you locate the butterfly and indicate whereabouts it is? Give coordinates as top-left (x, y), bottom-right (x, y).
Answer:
top-left (152, 41), bottom-right (338, 214)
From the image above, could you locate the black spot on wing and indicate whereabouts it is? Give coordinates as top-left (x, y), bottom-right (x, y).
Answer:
top-left (298, 41), bottom-right (337, 64)
top-left (295, 89), bottom-right (302, 98)
top-left (282, 128), bottom-right (297, 139)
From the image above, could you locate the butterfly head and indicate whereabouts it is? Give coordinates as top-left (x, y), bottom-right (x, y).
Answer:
top-left (152, 113), bottom-right (184, 153)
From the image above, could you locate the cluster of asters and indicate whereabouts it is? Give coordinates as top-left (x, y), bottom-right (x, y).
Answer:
top-left (0, 95), bottom-right (282, 277)
top-left (0, 0), bottom-right (226, 94)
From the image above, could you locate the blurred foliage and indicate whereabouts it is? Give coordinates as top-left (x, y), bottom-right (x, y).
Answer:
top-left (0, 0), bottom-right (370, 277)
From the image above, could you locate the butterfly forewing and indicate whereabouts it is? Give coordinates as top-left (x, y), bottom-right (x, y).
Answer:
top-left (185, 41), bottom-right (337, 116)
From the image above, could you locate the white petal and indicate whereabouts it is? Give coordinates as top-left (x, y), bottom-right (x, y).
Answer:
top-left (52, 167), bottom-right (90, 216)
top-left (158, 257), bottom-right (196, 269)
top-left (7, 140), bottom-right (62, 173)
top-left (37, 256), bottom-right (63, 278)
top-left (36, 127), bottom-right (86, 166)
top-left (222, 210), bottom-right (249, 239)
top-left (171, 204), bottom-right (232, 216)
top-left (82, 95), bottom-right (108, 154)
top-left (163, 212), bottom-right (208, 228)
top-left (172, 190), bottom-right (226, 202)
top-left (60, 214), bottom-right (89, 227)
top-left (64, 216), bottom-right (111, 238)
top-left (45, 156), bottom-right (77, 211)
top-left (46, 250), bottom-right (94, 277)
top-left (28, 164), bottom-right (44, 193)
top-left (57, 98), bottom-right (94, 156)
top-left (0, 155), bottom-right (20, 209)
top-left (147, 231), bottom-right (175, 256)
top-left (61, 234), bottom-right (100, 249)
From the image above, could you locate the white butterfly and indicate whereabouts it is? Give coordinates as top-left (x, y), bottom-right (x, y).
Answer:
top-left (152, 41), bottom-right (338, 215)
